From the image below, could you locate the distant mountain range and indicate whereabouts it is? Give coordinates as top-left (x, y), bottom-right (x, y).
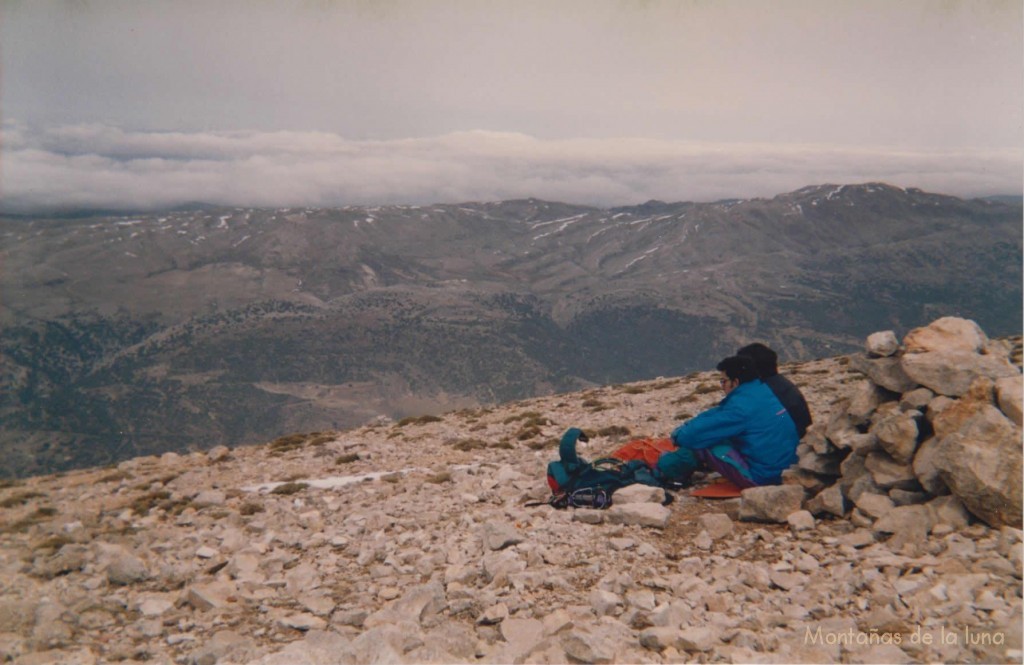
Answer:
top-left (1, 182), bottom-right (1020, 477)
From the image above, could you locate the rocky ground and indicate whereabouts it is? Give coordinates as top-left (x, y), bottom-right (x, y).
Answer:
top-left (0, 328), bottom-right (1021, 664)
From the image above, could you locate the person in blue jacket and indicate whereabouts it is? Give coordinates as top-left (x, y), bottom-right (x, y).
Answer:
top-left (655, 355), bottom-right (799, 488)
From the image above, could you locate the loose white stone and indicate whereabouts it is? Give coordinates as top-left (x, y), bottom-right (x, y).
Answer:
top-left (787, 510), bottom-right (816, 531)
top-left (698, 513), bottom-right (734, 539)
top-left (196, 546), bottom-right (219, 559)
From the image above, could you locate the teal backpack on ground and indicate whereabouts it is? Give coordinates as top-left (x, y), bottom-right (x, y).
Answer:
top-left (545, 428), bottom-right (660, 509)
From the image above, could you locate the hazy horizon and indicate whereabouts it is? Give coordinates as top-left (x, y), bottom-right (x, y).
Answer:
top-left (2, 1), bottom-right (1021, 211)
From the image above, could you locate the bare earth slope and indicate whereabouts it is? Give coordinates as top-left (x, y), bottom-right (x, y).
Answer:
top-left (0, 345), bottom-right (1020, 664)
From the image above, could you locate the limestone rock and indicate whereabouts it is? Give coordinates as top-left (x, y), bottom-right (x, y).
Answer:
top-left (606, 503), bottom-right (670, 529)
top-left (873, 504), bottom-right (934, 535)
top-left (864, 451), bottom-right (919, 491)
top-left (797, 445), bottom-right (843, 476)
top-left (926, 392), bottom-right (957, 418)
top-left (613, 483), bottom-right (665, 504)
top-left (739, 485), bottom-right (804, 523)
top-left (571, 509), bottom-right (604, 524)
top-left (481, 521), bottom-right (523, 551)
top-left (186, 581), bottom-right (236, 611)
top-left (625, 589), bottom-right (656, 611)
top-left (250, 630), bottom-right (361, 665)
top-left (850, 355), bottom-right (919, 393)
top-left (104, 549), bottom-right (149, 586)
top-left (639, 627), bottom-right (680, 651)
top-left (911, 437), bottom-right (950, 496)
top-left (392, 581), bottom-right (447, 625)
top-left (806, 484), bottom-right (846, 517)
top-left (932, 404), bottom-right (1024, 528)
top-left (279, 613), bottom-right (327, 632)
top-left (189, 630), bottom-right (256, 665)
top-left (782, 468), bottom-right (829, 495)
top-left (826, 411), bottom-right (878, 454)
top-left (481, 550), bottom-right (525, 582)
top-left (787, 510), bottom-right (815, 531)
top-left (135, 593), bottom-right (175, 618)
top-left (697, 513), bottom-right (733, 540)
top-left (677, 626), bottom-right (717, 652)
top-left (226, 552), bottom-right (262, 581)
top-left (207, 445), bottom-right (231, 461)
top-left (870, 409), bottom-right (921, 465)
top-left (476, 603), bottom-right (508, 625)
top-left (32, 545), bottom-right (87, 580)
top-left (837, 529), bottom-right (875, 548)
top-left (866, 330), bottom-right (900, 357)
top-left (996, 375), bottom-right (1023, 426)
top-left (769, 570), bottom-right (802, 591)
top-left (332, 607), bottom-right (368, 628)
top-left (847, 382), bottom-right (888, 426)
top-left (803, 425), bottom-right (835, 455)
top-left (195, 545), bottom-right (218, 559)
top-left (900, 387), bottom-right (935, 412)
top-left (931, 378), bottom-right (995, 438)
top-left (854, 492), bottom-right (894, 519)
top-left (500, 618), bottom-right (545, 659)
top-left (31, 602), bottom-right (73, 650)
top-left (590, 589), bottom-right (622, 616)
top-left (561, 627), bottom-right (617, 664)
top-left (889, 488), bottom-right (931, 506)
top-left (901, 350), bottom-right (1019, 397)
top-left (192, 489), bottom-right (226, 507)
top-left (927, 495), bottom-right (972, 529)
top-left (903, 316), bottom-right (988, 353)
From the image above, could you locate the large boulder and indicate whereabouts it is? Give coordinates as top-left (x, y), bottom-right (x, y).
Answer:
top-left (903, 317), bottom-right (987, 353)
top-left (931, 404), bottom-right (1023, 528)
top-left (901, 350), bottom-right (1019, 397)
top-left (931, 379), bottom-right (994, 438)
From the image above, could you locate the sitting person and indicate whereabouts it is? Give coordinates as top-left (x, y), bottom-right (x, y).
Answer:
top-left (655, 355), bottom-right (799, 488)
top-left (737, 342), bottom-right (812, 438)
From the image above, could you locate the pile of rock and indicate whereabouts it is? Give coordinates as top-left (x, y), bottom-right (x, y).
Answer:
top-left (782, 317), bottom-right (1022, 537)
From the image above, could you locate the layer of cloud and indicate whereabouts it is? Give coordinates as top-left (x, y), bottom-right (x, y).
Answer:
top-left (2, 123), bottom-right (1020, 212)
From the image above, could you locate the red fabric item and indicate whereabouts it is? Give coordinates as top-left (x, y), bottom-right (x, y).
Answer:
top-left (609, 437), bottom-right (678, 469)
top-left (690, 478), bottom-right (744, 498)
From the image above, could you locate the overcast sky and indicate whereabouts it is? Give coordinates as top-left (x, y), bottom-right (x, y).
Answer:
top-left (1, 0), bottom-right (1021, 211)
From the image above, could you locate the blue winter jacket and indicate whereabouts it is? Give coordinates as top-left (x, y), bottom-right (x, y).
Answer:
top-left (663, 379), bottom-right (799, 485)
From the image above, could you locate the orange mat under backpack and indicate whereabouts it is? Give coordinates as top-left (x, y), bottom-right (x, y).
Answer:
top-left (690, 478), bottom-right (744, 498)
top-left (608, 437), bottom-right (678, 468)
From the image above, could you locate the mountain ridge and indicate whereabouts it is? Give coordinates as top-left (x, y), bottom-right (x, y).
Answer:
top-left (0, 182), bottom-right (1020, 477)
